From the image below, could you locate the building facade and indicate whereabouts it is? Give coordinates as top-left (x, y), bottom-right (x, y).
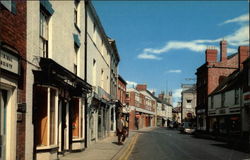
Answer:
top-left (181, 84), bottom-right (196, 122)
top-left (0, 1), bottom-right (27, 160)
top-left (126, 84), bottom-right (156, 130)
top-left (208, 57), bottom-right (249, 141)
top-left (196, 40), bottom-right (249, 131)
top-left (26, 1), bottom-right (92, 159)
top-left (85, 0), bottom-right (119, 146)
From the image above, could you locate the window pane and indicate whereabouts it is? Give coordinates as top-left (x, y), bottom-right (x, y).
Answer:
top-left (35, 86), bottom-right (48, 146)
top-left (50, 88), bottom-right (56, 145)
top-left (72, 99), bottom-right (79, 138)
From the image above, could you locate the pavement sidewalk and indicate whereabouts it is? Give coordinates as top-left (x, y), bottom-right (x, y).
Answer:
top-left (60, 130), bottom-right (138, 160)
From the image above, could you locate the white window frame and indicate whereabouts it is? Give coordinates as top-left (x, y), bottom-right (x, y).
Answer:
top-left (36, 87), bottom-right (58, 149)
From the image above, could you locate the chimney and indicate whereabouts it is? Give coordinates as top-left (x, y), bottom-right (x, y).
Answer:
top-left (206, 48), bottom-right (217, 62)
top-left (136, 84), bottom-right (147, 91)
top-left (238, 46), bottom-right (250, 69)
top-left (220, 40), bottom-right (227, 62)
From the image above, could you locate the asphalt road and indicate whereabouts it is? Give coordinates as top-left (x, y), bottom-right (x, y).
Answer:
top-left (129, 128), bottom-right (250, 160)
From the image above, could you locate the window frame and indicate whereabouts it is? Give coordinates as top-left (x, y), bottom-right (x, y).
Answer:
top-left (36, 86), bottom-right (58, 148)
top-left (234, 89), bottom-right (239, 105)
top-left (39, 10), bottom-right (49, 58)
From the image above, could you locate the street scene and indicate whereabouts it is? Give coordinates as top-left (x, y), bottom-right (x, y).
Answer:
top-left (0, 0), bottom-right (249, 160)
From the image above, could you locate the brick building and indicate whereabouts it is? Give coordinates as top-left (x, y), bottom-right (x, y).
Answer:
top-left (126, 84), bottom-right (156, 130)
top-left (196, 40), bottom-right (249, 131)
top-left (0, 1), bottom-right (27, 160)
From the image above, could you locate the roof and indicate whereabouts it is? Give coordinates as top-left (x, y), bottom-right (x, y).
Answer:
top-left (209, 69), bottom-right (242, 96)
top-left (182, 85), bottom-right (196, 93)
top-left (118, 75), bottom-right (127, 85)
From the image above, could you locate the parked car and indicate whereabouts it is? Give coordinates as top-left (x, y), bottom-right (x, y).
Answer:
top-left (179, 122), bottom-right (195, 134)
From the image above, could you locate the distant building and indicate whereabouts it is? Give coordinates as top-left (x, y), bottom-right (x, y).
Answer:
top-left (158, 91), bottom-right (173, 106)
top-left (172, 104), bottom-right (182, 124)
top-left (126, 84), bottom-right (156, 130)
top-left (181, 84), bottom-right (196, 122)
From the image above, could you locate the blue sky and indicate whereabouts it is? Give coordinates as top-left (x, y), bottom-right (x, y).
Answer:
top-left (93, 1), bottom-right (249, 106)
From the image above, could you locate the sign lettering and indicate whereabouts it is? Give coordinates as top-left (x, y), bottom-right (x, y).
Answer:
top-left (0, 50), bottom-right (19, 74)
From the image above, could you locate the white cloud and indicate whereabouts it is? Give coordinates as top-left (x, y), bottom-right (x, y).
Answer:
top-left (137, 13), bottom-right (249, 59)
top-left (126, 80), bottom-right (137, 88)
top-left (172, 88), bottom-right (182, 107)
top-left (167, 69), bottom-right (182, 73)
top-left (220, 13), bottom-right (249, 25)
top-left (224, 25), bottom-right (249, 46)
top-left (173, 88), bottom-right (182, 99)
top-left (137, 53), bottom-right (162, 60)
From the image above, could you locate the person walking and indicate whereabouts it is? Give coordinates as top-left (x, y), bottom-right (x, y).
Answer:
top-left (117, 114), bottom-right (125, 145)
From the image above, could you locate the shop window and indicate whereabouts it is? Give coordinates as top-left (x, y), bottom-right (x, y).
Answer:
top-left (35, 86), bottom-right (57, 147)
top-left (211, 96), bottom-right (214, 109)
top-left (39, 10), bottom-right (49, 58)
top-left (72, 98), bottom-right (80, 139)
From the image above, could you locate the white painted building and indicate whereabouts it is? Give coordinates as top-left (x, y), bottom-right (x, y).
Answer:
top-left (208, 71), bottom-right (242, 134)
top-left (26, 1), bottom-right (91, 159)
top-left (85, 1), bottom-right (119, 145)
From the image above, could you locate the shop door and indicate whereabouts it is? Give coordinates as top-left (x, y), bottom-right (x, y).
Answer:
top-left (0, 90), bottom-right (7, 160)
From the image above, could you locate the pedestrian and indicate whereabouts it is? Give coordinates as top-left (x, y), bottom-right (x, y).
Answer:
top-left (135, 117), bottom-right (139, 130)
top-left (117, 114), bottom-right (125, 145)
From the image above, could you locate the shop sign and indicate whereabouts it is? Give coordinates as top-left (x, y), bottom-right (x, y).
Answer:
top-left (0, 50), bottom-right (19, 74)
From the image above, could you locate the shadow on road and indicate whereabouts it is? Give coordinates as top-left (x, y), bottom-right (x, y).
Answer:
top-left (211, 143), bottom-right (250, 154)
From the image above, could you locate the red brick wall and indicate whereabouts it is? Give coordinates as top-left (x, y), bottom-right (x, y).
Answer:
top-left (0, 1), bottom-right (27, 160)
top-left (136, 84), bottom-right (147, 91)
top-left (129, 110), bottom-right (135, 130)
top-left (239, 46), bottom-right (249, 69)
top-left (117, 78), bottom-right (127, 104)
top-left (206, 49), bottom-right (217, 62)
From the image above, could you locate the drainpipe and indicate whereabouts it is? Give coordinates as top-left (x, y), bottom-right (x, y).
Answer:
top-left (84, 0), bottom-right (89, 148)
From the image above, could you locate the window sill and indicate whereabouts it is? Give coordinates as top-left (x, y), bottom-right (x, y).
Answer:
top-left (36, 145), bottom-right (59, 151)
top-left (72, 138), bottom-right (85, 143)
top-left (74, 23), bottom-right (81, 33)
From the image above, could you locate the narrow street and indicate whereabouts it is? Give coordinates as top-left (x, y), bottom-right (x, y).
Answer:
top-left (129, 128), bottom-right (250, 160)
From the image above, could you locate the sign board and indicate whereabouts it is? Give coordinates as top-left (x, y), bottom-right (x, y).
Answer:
top-left (0, 50), bottom-right (19, 74)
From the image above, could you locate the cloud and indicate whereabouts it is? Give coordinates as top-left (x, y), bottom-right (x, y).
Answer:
top-left (173, 88), bottom-right (182, 99)
top-left (224, 25), bottom-right (249, 46)
top-left (137, 13), bottom-right (249, 59)
top-left (126, 80), bottom-right (137, 88)
top-left (220, 13), bottom-right (249, 25)
top-left (167, 69), bottom-right (182, 73)
top-left (172, 88), bottom-right (182, 107)
top-left (137, 53), bottom-right (162, 60)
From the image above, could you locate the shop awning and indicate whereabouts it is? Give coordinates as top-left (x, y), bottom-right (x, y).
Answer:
top-left (33, 58), bottom-right (92, 96)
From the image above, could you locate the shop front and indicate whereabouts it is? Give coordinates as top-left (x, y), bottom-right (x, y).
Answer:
top-left (196, 108), bottom-right (206, 131)
top-left (32, 58), bottom-right (91, 160)
top-left (0, 45), bottom-right (21, 160)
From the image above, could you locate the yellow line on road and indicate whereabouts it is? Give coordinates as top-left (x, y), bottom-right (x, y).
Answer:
top-left (122, 134), bottom-right (139, 160)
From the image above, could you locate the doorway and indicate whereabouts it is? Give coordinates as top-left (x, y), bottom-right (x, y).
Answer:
top-left (0, 89), bottom-right (7, 160)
